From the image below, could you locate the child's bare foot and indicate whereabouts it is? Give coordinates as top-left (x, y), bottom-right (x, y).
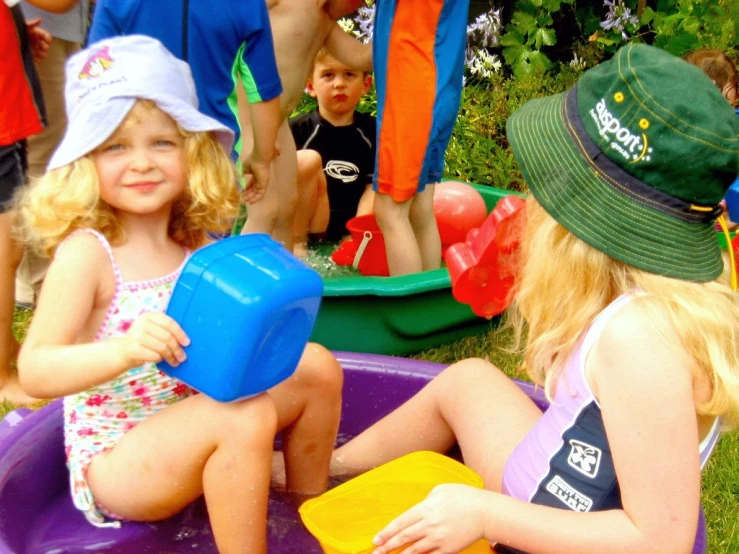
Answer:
top-left (0, 372), bottom-right (38, 406)
top-left (293, 242), bottom-right (309, 258)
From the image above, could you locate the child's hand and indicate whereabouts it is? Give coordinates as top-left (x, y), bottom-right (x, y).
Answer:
top-left (119, 312), bottom-right (190, 369)
top-left (241, 153), bottom-right (271, 204)
top-left (26, 19), bottom-right (52, 63)
top-left (371, 484), bottom-right (488, 554)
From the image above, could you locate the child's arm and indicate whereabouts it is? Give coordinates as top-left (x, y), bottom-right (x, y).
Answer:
top-left (18, 234), bottom-right (189, 399)
top-left (325, 23), bottom-right (373, 73)
top-left (22, 0), bottom-right (78, 13)
top-left (240, 96), bottom-right (282, 204)
top-left (235, 0), bottom-right (285, 202)
top-left (372, 301), bottom-right (701, 554)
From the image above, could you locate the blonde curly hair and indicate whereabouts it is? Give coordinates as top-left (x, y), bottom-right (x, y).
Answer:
top-left (509, 198), bottom-right (739, 429)
top-left (15, 100), bottom-right (240, 255)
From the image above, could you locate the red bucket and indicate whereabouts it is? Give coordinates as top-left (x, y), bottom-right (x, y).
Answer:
top-left (331, 215), bottom-right (390, 276)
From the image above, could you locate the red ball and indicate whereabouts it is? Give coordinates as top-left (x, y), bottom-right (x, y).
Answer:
top-left (433, 181), bottom-right (488, 245)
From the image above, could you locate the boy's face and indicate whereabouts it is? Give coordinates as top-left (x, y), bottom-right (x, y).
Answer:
top-left (308, 56), bottom-right (372, 118)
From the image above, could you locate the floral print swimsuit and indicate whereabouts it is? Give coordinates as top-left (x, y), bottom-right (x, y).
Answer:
top-left (63, 229), bottom-right (195, 528)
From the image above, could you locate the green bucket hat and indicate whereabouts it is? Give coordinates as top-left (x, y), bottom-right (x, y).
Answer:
top-left (507, 43), bottom-right (739, 281)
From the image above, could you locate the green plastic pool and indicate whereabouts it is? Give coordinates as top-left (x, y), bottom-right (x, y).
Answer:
top-left (309, 183), bottom-right (517, 355)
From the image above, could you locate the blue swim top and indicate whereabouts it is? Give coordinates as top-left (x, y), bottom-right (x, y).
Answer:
top-left (88, 0), bottom-right (283, 159)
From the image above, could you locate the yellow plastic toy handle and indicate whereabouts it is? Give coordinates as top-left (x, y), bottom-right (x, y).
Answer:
top-left (717, 215), bottom-right (737, 292)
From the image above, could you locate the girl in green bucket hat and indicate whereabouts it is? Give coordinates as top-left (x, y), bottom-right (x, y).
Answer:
top-left (328, 44), bottom-right (739, 554)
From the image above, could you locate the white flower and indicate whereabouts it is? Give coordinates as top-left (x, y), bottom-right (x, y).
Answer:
top-left (338, 18), bottom-right (355, 34)
top-left (569, 54), bottom-right (587, 71)
top-left (466, 47), bottom-right (502, 80)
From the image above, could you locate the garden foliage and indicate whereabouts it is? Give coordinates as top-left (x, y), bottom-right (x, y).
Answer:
top-left (294, 0), bottom-right (737, 192)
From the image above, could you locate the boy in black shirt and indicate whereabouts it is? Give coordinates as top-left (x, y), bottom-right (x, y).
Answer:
top-left (289, 49), bottom-right (375, 254)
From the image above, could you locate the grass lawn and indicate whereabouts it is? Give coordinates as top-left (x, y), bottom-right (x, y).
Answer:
top-left (4, 306), bottom-right (738, 552)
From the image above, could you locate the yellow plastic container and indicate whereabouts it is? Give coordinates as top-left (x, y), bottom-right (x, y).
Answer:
top-left (299, 451), bottom-right (492, 554)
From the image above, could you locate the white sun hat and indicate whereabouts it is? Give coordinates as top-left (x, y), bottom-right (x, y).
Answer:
top-left (48, 34), bottom-right (234, 170)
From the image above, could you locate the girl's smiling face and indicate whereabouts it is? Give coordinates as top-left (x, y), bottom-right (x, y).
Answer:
top-left (93, 103), bottom-right (187, 217)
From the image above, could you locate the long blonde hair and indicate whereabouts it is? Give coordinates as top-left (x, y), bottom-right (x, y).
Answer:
top-left (509, 198), bottom-right (739, 429)
top-left (16, 100), bottom-right (240, 255)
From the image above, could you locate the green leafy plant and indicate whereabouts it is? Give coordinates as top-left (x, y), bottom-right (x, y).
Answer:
top-left (500, 0), bottom-right (573, 77)
top-left (644, 0), bottom-right (739, 56)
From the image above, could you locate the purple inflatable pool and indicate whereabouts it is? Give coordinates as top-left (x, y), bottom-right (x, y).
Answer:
top-left (0, 353), bottom-right (709, 553)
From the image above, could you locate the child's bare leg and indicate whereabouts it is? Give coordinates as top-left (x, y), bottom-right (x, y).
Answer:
top-left (268, 343), bottom-right (343, 494)
top-left (409, 184), bottom-right (441, 271)
top-left (356, 186), bottom-right (375, 217)
top-left (242, 122), bottom-right (298, 250)
top-left (86, 393), bottom-right (278, 554)
top-left (309, 174), bottom-right (330, 236)
top-left (374, 192), bottom-right (422, 275)
top-left (293, 150), bottom-right (329, 256)
top-left (0, 211), bottom-right (35, 404)
top-left (331, 358), bottom-right (542, 491)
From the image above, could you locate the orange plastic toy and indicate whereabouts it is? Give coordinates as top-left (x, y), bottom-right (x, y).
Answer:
top-left (446, 195), bottom-right (526, 318)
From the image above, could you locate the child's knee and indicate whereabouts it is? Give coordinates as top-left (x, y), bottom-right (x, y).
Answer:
top-left (294, 343), bottom-right (343, 397)
top-left (218, 393), bottom-right (278, 444)
top-left (374, 193), bottom-right (410, 225)
top-left (438, 358), bottom-right (506, 389)
top-left (297, 149), bottom-right (323, 176)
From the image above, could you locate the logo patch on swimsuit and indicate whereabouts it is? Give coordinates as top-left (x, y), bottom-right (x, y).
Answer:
top-left (79, 46), bottom-right (114, 80)
top-left (545, 475), bottom-right (593, 512)
top-left (567, 439), bottom-right (602, 479)
top-left (325, 160), bottom-right (360, 183)
top-left (588, 96), bottom-right (653, 164)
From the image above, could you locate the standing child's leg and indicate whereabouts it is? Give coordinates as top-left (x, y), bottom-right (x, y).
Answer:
top-left (372, 0), bottom-right (447, 275)
top-left (86, 393), bottom-right (278, 554)
top-left (241, 121), bottom-right (299, 251)
top-left (0, 142), bottom-right (36, 404)
top-left (0, 211), bottom-right (24, 399)
top-left (373, 193), bottom-right (423, 275)
top-left (16, 36), bottom-right (81, 308)
top-left (409, 184), bottom-right (441, 271)
top-left (372, 0), bottom-right (467, 275)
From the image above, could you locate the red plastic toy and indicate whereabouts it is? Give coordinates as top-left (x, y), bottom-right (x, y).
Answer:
top-left (434, 181), bottom-right (488, 250)
top-left (446, 195), bottom-right (527, 318)
top-left (331, 214), bottom-right (390, 277)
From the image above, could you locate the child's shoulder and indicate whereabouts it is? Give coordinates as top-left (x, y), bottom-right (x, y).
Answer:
top-left (54, 230), bottom-right (111, 267)
top-left (596, 295), bottom-right (675, 350)
top-left (589, 295), bottom-right (694, 391)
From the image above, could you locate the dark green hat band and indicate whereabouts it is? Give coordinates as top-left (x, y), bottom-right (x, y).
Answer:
top-left (564, 87), bottom-right (724, 225)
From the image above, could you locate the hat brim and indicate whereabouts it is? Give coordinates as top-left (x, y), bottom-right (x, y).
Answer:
top-left (48, 95), bottom-right (234, 171)
top-left (507, 89), bottom-right (724, 282)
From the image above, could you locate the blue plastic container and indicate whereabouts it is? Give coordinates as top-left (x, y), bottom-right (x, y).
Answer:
top-left (160, 234), bottom-right (323, 402)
